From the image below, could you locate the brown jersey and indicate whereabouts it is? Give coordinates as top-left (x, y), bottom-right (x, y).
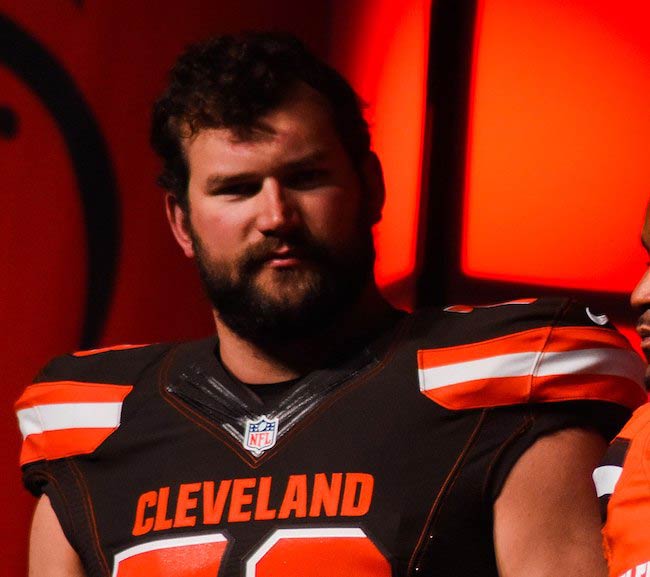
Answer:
top-left (16, 298), bottom-right (645, 577)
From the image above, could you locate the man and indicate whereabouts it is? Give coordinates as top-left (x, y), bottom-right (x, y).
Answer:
top-left (594, 204), bottom-right (650, 577)
top-left (17, 33), bottom-right (646, 577)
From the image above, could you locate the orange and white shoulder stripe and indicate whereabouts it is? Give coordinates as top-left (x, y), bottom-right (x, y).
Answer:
top-left (15, 381), bottom-right (133, 466)
top-left (418, 326), bottom-right (647, 410)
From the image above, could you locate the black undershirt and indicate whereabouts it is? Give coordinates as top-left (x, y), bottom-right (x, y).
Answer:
top-left (239, 378), bottom-right (301, 406)
top-left (215, 349), bottom-right (302, 407)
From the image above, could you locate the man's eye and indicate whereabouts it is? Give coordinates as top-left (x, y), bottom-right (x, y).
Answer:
top-left (283, 169), bottom-right (328, 190)
top-left (214, 182), bottom-right (261, 197)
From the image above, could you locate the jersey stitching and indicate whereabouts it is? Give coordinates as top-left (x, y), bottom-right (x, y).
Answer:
top-left (529, 300), bottom-right (570, 403)
top-left (68, 459), bottom-right (110, 577)
top-left (272, 315), bottom-right (412, 450)
top-left (157, 345), bottom-right (261, 466)
top-left (482, 412), bottom-right (533, 504)
top-left (159, 317), bottom-right (413, 468)
top-left (527, 327), bottom-right (552, 403)
top-left (407, 409), bottom-right (488, 576)
top-left (112, 344), bottom-right (175, 426)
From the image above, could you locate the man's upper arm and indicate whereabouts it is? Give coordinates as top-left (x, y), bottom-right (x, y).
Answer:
top-left (29, 495), bottom-right (86, 577)
top-left (493, 427), bottom-right (608, 577)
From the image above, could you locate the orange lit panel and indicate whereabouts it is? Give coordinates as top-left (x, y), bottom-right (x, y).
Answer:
top-left (329, 0), bottom-right (431, 304)
top-left (464, 0), bottom-right (650, 293)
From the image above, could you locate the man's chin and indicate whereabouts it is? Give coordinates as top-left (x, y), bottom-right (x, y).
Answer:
top-left (253, 268), bottom-right (321, 300)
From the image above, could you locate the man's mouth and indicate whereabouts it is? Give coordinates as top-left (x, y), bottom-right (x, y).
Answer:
top-left (265, 251), bottom-right (304, 268)
top-left (636, 314), bottom-right (650, 361)
top-left (241, 237), bottom-right (328, 274)
top-left (639, 330), bottom-right (650, 360)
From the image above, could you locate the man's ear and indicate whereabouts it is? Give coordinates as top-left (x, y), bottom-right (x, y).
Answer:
top-left (361, 152), bottom-right (386, 226)
top-left (165, 192), bottom-right (195, 259)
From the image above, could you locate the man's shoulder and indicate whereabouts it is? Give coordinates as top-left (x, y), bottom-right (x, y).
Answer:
top-left (32, 341), bottom-right (176, 385)
top-left (410, 296), bottom-right (610, 337)
top-left (14, 340), bottom-right (194, 468)
top-left (409, 297), bottom-right (646, 412)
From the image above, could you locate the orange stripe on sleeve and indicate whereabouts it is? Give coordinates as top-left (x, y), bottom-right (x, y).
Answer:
top-left (418, 328), bottom-right (550, 369)
top-left (72, 343), bottom-right (150, 357)
top-left (418, 326), bottom-right (645, 410)
top-left (532, 374), bottom-right (646, 408)
top-left (418, 326), bottom-right (635, 371)
top-left (15, 381), bottom-right (133, 465)
top-left (420, 374), bottom-right (644, 410)
top-left (19, 428), bottom-right (126, 466)
top-left (15, 381), bottom-right (132, 408)
top-left (542, 326), bottom-right (635, 353)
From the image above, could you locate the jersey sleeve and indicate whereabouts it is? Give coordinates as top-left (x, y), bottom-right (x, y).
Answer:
top-left (486, 399), bottom-right (631, 502)
top-left (596, 404), bottom-right (650, 577)
top-left (14, 343), bottom-right (160, 496)
top-left (416, 298), bottom-right (646, 502)
top-left (418, 299), bottom-right (647, 411)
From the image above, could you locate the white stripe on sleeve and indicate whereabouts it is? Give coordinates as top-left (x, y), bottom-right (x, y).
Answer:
top-left (592, 465), bottom-right (623, 498)
top-left (537, 349), bottom-right (645, 383)
top-left (418, 347), bottom-right (644, 392)
top-left (418, 352), bottom-right (540, 391)
top-left (16, 402), bottom-right (124, 438)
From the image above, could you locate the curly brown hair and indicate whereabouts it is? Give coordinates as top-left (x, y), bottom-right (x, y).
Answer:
top-left (150, 32), bottom-right (371, 209)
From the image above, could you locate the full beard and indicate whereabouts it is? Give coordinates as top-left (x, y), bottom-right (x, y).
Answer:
top-left (192, 228), bottom-right (376, 347)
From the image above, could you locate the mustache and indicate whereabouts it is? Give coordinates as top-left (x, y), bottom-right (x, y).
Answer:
top-left (239, 233), bottom-right (331, 273)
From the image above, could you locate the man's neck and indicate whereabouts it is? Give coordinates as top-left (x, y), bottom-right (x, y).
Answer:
top-left (213, 284), bottom-right (397, 384)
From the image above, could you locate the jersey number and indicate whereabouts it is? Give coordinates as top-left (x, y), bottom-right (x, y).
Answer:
top-left (112, 527), bottom-right (391, 577)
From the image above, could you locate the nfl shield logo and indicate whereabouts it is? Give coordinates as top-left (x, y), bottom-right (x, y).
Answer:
top-left (244, 415), bottom-right (279, 456)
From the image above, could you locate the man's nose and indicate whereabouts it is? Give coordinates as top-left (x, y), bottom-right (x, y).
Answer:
top-left (631, 269), bottom-right (650, 310)
top-left (255, 177), bottom-right (300, 235)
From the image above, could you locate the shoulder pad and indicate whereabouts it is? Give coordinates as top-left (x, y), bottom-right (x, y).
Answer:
top-left (35, 341), bottom-right (171, 384)
top-left (71, 343), bottom-right (151, 357)
top-left (16, 342), bottom-right (171, 466)
top-left (418, 316), bottom-right (646, 411)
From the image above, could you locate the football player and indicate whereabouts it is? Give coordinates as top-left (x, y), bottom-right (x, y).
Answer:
top-left (594, 203), bottom-right (650, 577)
top-left (19, 33), bottom-right (645, 577)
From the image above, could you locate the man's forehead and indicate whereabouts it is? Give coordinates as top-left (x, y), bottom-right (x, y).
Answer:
top-left (181, 122), bottom-right (275, 148)
top-left (185, 105), bottom-right (336, 158)
top-left (182, 91), bottom-right (342, 169)
top-left (185, 124), bottom-right (333, 162)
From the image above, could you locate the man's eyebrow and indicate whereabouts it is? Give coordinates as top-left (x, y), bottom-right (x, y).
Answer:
top-left (205, 172), bottom-right (260, 188)
top-left (204, 150), bottom-right (330, 189)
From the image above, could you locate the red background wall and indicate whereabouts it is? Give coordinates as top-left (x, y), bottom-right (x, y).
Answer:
top-left (2, 0), bottom-right (648, 574)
